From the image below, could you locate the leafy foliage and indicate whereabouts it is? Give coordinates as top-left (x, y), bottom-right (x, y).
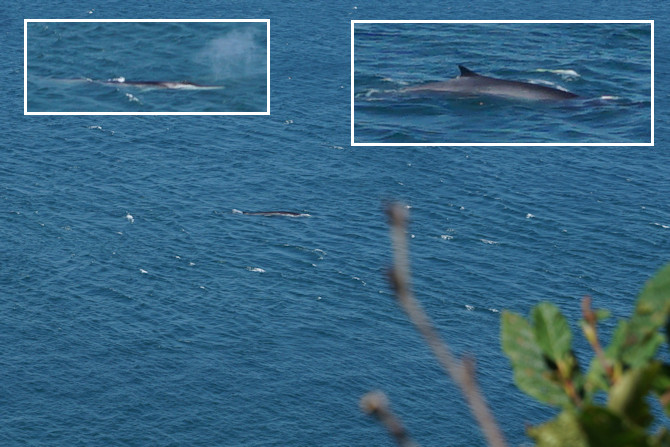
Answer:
top-left (502, 264), bottom-right (670, 446)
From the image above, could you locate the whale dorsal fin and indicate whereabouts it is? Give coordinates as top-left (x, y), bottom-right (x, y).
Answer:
top-left (458, 65), bottom-right (479, 77)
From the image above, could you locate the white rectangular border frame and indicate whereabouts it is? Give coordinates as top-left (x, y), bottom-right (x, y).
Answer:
top-left (24, 19), bottom-right (270, 116)
top-left (350, 20), bottom-right (654, 147)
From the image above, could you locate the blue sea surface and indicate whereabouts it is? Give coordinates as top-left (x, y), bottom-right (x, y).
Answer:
top-left (354, 22), bottom-right (652, 144)
top-left (2, 1), bottom-right (670, 446)
top-left (26, 21), bottom-right (268, 112)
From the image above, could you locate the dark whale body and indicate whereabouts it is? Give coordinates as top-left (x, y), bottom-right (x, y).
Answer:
top-left (403, 65), bottom-right (578, 101)
top-left (103, 79), bottom-right (224, 90)
top-left (232, 209), bottom-right (311, 217)
top-left (60, 77), bottom-right (224, 90)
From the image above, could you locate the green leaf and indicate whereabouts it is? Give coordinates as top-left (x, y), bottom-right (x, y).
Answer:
top-left (584, 356), bottom-right (610, 397)
top-left (608, 362), bottom-right (660, 427)
top-left (636, 264), bottom-right (670, 325)
top-left (595, 309), bottom-right (611, 321)
top-left (580, 406), bottom-right (651, 447)
top-left (502, 311), bottom-right (573, 408)
top-left (602, 265), bottom-right (670, 370)
top-left (621, 316), bottom-right (665, 367)
top-left (606, 316), bottom-right (663, 370)
top-left (651, 428), bottom-right (670, 447)
top-left (613, 264), bottom-right (670, 367)
top-left (651, 363), bottom-right (670, 416)
top-left (532, 302), bottom-right (572, 363)
top-left (527, 411), bottom-right (588, 447)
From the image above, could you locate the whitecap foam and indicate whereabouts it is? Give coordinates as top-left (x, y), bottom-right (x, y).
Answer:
top-left (480, 239), bottom-right (498, 245)
top-left (246, 267), bottom-right (265, 273)
top-left (535, 68), bottom-right (580, 78)
top-left (528, 79), bottom-right (572, 92)
top-left (526, 213), bottom-right (535, 219)
top-left (125, 212), bottom-right (134, 223)
top-left (87, 125), bottom-right (114, 135)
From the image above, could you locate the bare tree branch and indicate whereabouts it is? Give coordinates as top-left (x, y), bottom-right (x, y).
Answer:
top-left (360, 391), bottom-right (419, 447)
top-left (386, 203), bottom-right (507, 447)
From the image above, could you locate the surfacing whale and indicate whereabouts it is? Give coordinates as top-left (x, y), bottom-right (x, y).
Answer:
top-left (103, 78), bottom-right (224, 90)
top-left (232, 209), bottom-right (311, 217)
top-left (63, 77), bottom-right (224, 90)
top-left (403, 65), bottom-right (579, 101)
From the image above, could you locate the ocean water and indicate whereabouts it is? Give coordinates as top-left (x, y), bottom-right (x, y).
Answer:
top-left (3, 1), bottom-right (670, 447)
top-left (26, 21), bottom-right (268, 113)
top-left (353, 22), bottom-right (652, 144)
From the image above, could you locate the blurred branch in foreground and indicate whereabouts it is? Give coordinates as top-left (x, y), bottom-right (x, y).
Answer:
top-left (363, 203), bottom-right (670, 446)
top-left (360, 391), bottom-right (418, 447)
top-left (361, 203), bottom-right (507, 447)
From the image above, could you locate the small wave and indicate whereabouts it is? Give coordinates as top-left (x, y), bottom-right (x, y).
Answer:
top-left (355, 88), bottom-right (380, 99)
top-left (480, 239), bottom-right (498, 245)
top-left (379, 77), bottom-right (409, 86)
top-left (534, 68), bottom-right (580, 80)
top-left (526, 213), bottom-right (535, 219)
top-left (465, 304), bottom-right (500, 313)
top-left (87, 125), bottom-right (115, 135)
top-left (528, 79), bottom-right (572, 92)
top-left (652, 222), bottom-right (669, 229)
top-left (351, 275), bottom-right (367, 286)
top-left (600, 95), bottom-right (619, 100)
top-left (125, 212), bottom-right (134, 223)
top-left (440, 234), bottom-right (454, 240)
top-left (246, 266), bottom-right (265, 273)
top-left (125, 93), bottom-right (141, 103)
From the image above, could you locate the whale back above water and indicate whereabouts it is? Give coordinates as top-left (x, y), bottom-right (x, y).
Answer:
top-left (58, 77), bottom-right (225, 90)
top-left (232, 209), bottom-right (311, 217)
top-left (403, 65), bottom-right (579, 101)
top-left (103, 78), bottom-right (225, 90)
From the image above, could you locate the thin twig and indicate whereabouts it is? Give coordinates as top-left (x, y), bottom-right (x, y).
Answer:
top-left (360, 391), bottom-right (419, 447)
top-left (581, 296), bottom-right (614, 383)
top-left (386, 203), bottom-right (507, 447)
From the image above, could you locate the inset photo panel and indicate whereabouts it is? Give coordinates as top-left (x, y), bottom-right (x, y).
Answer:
top-left (25, 19), bottom-right (270, 115)
top-left (351, 20), bottom-right (653, 146)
